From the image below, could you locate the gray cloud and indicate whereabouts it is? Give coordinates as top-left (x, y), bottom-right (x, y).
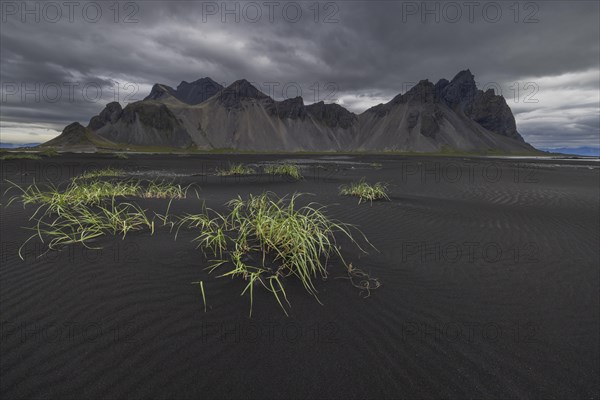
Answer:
top-left (1, 0), bottom-right (598, 148)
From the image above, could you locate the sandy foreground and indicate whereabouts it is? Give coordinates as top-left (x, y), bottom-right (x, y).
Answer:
top-left (1, 154), bottom-right (598, 399)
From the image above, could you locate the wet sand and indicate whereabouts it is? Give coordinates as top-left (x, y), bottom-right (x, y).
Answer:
top-left (1, 154), bottom-right (598, 399)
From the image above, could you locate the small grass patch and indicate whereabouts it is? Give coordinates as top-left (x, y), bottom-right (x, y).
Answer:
top-left (0, 153), bottom-right (42, 160)
top-left (339, 178), bottom-right (390, 204)
top-left (142, 180), bottom-right (193, 199)
top-left (40, 148), bottom-right (59, 157)
top-left (114, 152), bottom-right (129, 159)
top-left (76, 167), bottom-right (126, 180)
top-left (215, 163), bottom-right (256, 176)
top-left (20, 200), bottom-right (156, 255)
top-left (6, 178), bottom-right (193, 218)
top-left (264, 163), bottom-right (303, 180)
top-left (177, 192), bottom-right (376, 316)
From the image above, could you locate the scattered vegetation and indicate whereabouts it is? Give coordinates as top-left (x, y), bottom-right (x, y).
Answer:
top-left (264, 163), bottom-right (303, 180)
top-left (177, 192), bottom-right (375, 316)
top-left (0, 153), bottom-right (42, 161)
top-left (6, 176), bottom-right (380, 316)
top-left (114, 152), bottom-right (129, 159)
top-left (40, 148), bottom-right (59, 157)
top-left (339, 178), bottom-right (390, 204)
top-left (369, 162), bottom-right (383, 169)
top-left (76, 167), bottom-right (125, 180)
top-left (215, 163), bottom-right (256, 176)
top-left (142, 180), bottom-right (192, 199)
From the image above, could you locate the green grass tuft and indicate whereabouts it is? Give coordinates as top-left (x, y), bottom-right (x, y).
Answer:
top-left (141, 180), bottom-right (192, 199)
top-left (76, 167), bottom-right (125, 180)
top-left (339, 178), bottom-right (390, 204)
top-left (215, 163), bottom-right (256, 176)
top-left (19, 200), bottom-right (156, 256)
top-left (264, 163), bottom-right (303, 180)
top-left (177, 192), bottom-right (374, 316)
top-left (5, 179), bottom-right (191, 257)
top-left (5, 178), bottom-right (193, 219)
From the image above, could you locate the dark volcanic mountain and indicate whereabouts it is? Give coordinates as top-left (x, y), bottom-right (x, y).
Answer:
top-left (356, 70), bottom-right (530, 151)
top-left (44, 70), bottom-right (535, 153)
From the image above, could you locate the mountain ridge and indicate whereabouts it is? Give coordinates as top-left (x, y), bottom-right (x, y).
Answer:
top-left (43, 70), bottom-right (536, 153)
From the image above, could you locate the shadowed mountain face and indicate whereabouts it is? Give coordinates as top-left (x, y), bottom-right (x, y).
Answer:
top-left (144, 78), bottom-right (224, 105)
top-left (439, 70), bottom-right (523, 141)
top-left (45, 70), bottom-right (535, 152)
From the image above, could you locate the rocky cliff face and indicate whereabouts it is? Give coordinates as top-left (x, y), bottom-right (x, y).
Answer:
top-left (48, 70), bottom-right (534, 153)
top-left (88, 101), bottom-right (192, 148)
top-left (88, 101), bottom-right (123, 131)
top-left (439, 70), bottom-right (524, 141)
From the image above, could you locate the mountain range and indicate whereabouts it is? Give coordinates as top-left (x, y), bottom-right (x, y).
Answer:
top-left (42, 70), bottom-right (536, 153)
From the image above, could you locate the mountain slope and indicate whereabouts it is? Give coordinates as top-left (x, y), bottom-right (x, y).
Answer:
top-left (41, 122), bottom-right (117, 151)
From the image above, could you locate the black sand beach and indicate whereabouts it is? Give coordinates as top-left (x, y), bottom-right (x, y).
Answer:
top-left (1, 154), bottom-right (598, 399)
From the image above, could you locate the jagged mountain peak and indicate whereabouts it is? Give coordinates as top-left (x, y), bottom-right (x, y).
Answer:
top-left (144, 78), bottom-right (223, 105)
top-left (450, 69), bottom-right (475, 83)
top-left (442, 69), bottom-right (477, 104)
top-left (178, 77), bottom-right (220, 86)
top-left (214, 79), bottom-right (270, 108)
top-left (175, 78), bottom-right (223, 104)
top-left (145, 84), bottom-right (176, 101)
top-left (305, 101), bottom-right (357, 129)
top-left (226, 79), bottom-right (268, 98)
top-left (403, 79), bottom-right (437, 100)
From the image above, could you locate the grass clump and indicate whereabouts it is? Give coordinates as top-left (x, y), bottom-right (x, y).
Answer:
top-left (0, 153), bottom-right (42, 160)
top-left (178, 192), bottom-right (374, 316)
top-left (142, 180), bottom-right (192, 199)
top-left (7, 180), bottom-right (140, 216)
top-left (339, 178), bottom-right (390, 204)
top-left (6, 178), bottom-right (192, 218)
top-left (215, 163), bottom-right (255, 176)
top-left (76, 167), bottom-right (125, 180)
top-left (264, 163), bottom-right (303, 180)
top-left (21, 200), bottom-right (155, 255)
top-left (114, 152), bottom-right (129, 159)
top-left (5, 179), bottom-right (190, 257)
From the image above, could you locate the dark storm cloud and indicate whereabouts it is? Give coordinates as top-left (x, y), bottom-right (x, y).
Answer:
top-left (0, 0), bottom-right (598, 148)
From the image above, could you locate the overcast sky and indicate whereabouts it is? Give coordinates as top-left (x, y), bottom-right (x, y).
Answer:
top-left (1, 0), bottom-right (599, 149)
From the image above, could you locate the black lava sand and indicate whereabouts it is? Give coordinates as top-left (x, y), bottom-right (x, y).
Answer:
top-left (1, 154), bottom-right (598, 399)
